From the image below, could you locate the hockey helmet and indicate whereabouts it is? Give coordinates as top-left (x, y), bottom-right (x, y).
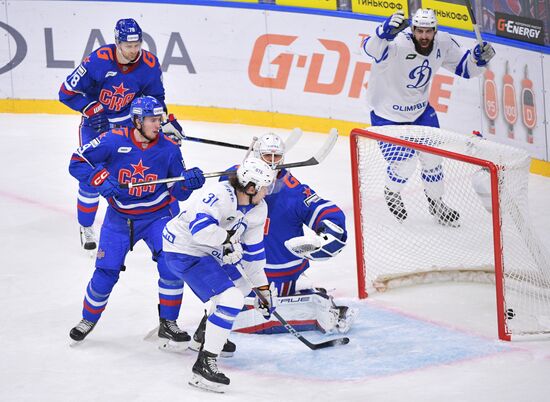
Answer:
top-left (114, 18), bottom-right (142, 43)
top-left (237, 157), bottom-right (276, 193)
top-left (411, 8), bottom-right (437, 30)
top-left (130, 96), bottom-right (164, 123)
top-left (254, 132), bottom-right (285, 168)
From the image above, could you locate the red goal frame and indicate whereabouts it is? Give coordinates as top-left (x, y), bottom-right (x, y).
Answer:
top-left (349, 128), bottom-right (510, 341)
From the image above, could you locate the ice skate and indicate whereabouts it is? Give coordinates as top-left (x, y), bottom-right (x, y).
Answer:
top-left (384, 186), bottom-right (407, 222)
top-left (425, 191), bottom-right (460, 227)
top-left (79, 226), bottom-right (97, 251)
top-left (189, 350), bottom-right (230, 393)
top-left (158, 318), bottom-right (190, 352)
top-left (69, 318), bottom-right (97, 345)
top-left (189, 312), bottom-right (236, 357)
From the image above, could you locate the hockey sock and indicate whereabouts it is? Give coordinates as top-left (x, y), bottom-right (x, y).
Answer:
top-left (82, 268), bottom-right (120, 322)
top-left (204, 287), bottom-right (243, 354)
top-left (77, 185), bottom-right (100, 227)
top-left (158, 277), bottom-right (184, 320)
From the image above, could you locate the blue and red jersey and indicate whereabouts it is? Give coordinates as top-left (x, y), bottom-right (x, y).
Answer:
top-left (59, 44), bottom-right (165, 126)
top-left (69, 127), bottom-right (190, 220)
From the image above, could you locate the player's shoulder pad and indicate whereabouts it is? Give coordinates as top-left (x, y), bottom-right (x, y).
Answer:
top-left (244, 199), bottom-right (268, 226)
top-left (162, 134), bottom-right (180, 147)
top-left (219, 165), bottom-right (239, 182)
top-left (215, 181), bottom-right (238, 205)
top-left (88, 44), bottom-right (117, 64)
top-left (435, 30), bottom-right (454, 46)
top-left (141, 49), bottom-right (160, 70)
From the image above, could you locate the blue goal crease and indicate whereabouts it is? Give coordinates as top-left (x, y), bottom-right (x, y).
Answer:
top-left (224, 301), bottom-right (511, 381)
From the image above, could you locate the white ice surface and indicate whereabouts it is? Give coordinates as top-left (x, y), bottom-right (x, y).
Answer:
top-left (1, 114), bottom-right (550, 401)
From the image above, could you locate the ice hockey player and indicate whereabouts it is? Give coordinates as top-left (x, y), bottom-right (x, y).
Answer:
top-left (362, 8), bottom-right (496, 226)
top-left (210, 132), bottom-right (354, 337)
top-left (59, 18), bottom-right (185, 251)
top-left (67, 96), bottom-right (205, 349)
top-left (162, 157), bottom-right (276, 392)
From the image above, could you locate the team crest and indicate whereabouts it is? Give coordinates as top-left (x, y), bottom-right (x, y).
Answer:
top-left (96, 248), bottom-right (106, 259)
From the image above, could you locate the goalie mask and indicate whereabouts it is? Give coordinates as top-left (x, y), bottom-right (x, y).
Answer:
top-left (236, 157), bottom-right (276, 194)
top-left (254, 133), bottom-right (285, 168)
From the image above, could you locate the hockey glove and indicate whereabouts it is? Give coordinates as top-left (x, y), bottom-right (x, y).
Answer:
top-left (82, 101), bottom-right (109, 134)
top-left (225, 223), bottom-right (246, 245)
top-left (161, 114), bottom-right (185, 144)
top-left (285, 220), bottom-right (347, 261)
top-left (88, 166), bottom-right (120, 198)
top-left (379, 11), bottom-right (408, 40)
top-left (471, 42), bottom-right (495, 67)
top-left (181, 167), bottom-right (205, 190)
top-left (222, 242), bottom-right (243, 265)
top-left (253, 283), bottom-right (275, 319)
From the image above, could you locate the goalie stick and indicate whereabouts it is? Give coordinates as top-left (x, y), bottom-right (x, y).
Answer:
top-left (234, 263), bottom-right (349, 350)
top-left (181, 128), bottom-right (303, 152)
top-left (120, 128), bottom-right (338, 189)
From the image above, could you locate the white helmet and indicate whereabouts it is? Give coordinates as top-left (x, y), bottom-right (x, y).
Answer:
top-left (237, 157), bottom-right (276, 192)
top-left (412, 8), bottom-right (437, 29)
top-left (254, 132), bottom-right (285, 168)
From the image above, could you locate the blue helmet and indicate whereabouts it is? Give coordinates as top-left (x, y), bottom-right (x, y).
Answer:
top-left (114, 18), bottom-right (142, 43)
top-left (130, 96), bottom-right (164, 123)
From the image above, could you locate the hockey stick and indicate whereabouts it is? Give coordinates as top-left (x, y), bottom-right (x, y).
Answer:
top-left (284, 128), bottom-right (303, 152)
top-left (234, 263), bottom-right (349, 350)
top-left (277, 128), bottom-right (338, 169)
top-left (181, 128), bottom-right (303, 152)
top-left (120, 128), bottom-right (338, 189)
top-left (464, 0), bottom-right (484, 46)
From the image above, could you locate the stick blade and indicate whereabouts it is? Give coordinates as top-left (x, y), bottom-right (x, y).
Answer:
top-left (310, 336), bottom-right (350, 350)
top-left (312, 128), bottom-right (338, 164)
top-left (285, 128), bottom-right (303, 152)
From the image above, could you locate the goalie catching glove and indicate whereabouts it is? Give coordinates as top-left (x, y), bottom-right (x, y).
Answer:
top-left (253, 283), bottom-right (275, 319)
top-left (284, 220), bottom-right (346, 261)
top-left (161, 113), bottom-right (185, 144)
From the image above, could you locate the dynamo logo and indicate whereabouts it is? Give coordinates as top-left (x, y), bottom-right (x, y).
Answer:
top-left (407, 59), bottom-right (432, 89)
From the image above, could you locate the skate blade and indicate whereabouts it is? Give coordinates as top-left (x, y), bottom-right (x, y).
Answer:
top-left (82, 248), bottom-right (97, 259)
top-left (188, 374), bottom-right (227, 393)
top-left (143, 326), bottom-right (160, 341)
top-left (158, 338), bottom-right (189, 353)
top-left (188, 339), bottom-right (201, 353)
top-left (69, 339), bottom-right (85, 347)
top-left (436, 217), bottom-right (461, 228)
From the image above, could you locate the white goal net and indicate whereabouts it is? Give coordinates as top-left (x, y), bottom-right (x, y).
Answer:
top-left (351, 126), bottom-right (550, 340)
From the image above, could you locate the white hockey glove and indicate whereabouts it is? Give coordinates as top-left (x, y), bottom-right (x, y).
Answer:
top-left (253, 283), bottom-right (275, 319)
top-left (471, 41), bottom-right (495, 67)
top-left (285, 220), bottom-right (346, 261)
top-left (161, 113), bottom-right (185, 144)
top-left (379, 11), bottom-right (408, 40)
top-left (222, 242), bottom-right (243, 265)
top-left (225, 223), bottom-right (246, 245)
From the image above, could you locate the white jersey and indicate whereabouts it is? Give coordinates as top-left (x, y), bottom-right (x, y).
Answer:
top-left (162, 181), bottom-right (268, 286)
top-left (363, 27), bottom-right (484, 122)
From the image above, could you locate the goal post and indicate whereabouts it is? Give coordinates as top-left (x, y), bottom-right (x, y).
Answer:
top-left (350, 126), bottom-right (550, 341)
